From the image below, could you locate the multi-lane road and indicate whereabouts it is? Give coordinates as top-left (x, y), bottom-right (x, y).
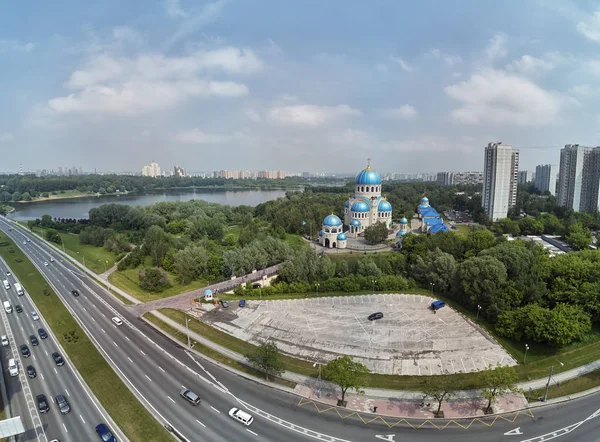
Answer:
top-left (2, 215), bottom-right (600, 442)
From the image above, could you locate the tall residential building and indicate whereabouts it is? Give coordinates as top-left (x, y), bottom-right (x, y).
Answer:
top-left (173, 165), bottom-right (185, 177)
top-left (518, 170), bottom-right (534, 184)
top-left (482, 142), bottom-right (519, 221)
top-left (142, 160), bottom-right (161, 178)
top-left (557, 144), bottom-right (600, 212)
top-left (534, 164), bottom-right (558, 196)
top-left (437, 171), bottom-right (484, 186)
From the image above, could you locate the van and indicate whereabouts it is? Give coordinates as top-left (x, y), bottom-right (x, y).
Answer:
top-left (8, 358), bottom-right (18, 377)
top-left (3, 301), bottom-right (12, 313)
top-left (431, 300), bottom-right (446, 310)
top-left (2, 280), bottom-right (9, 290)
top-left (228, 407), bottom-right (254, 426)
top-left (14, 283), bottom-right (23, 296)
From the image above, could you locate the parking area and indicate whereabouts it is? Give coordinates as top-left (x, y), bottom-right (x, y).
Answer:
top-left (203, 294), bottom-right (517, 375)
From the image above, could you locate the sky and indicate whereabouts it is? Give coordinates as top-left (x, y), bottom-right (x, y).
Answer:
top-left (1, 0), bottom-right (600, 174)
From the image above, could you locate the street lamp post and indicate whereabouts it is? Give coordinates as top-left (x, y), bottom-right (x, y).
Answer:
top-left (315, 283), bottom-right (320, 297)
top-left (524, 344), bottom-right (530, 365)
top-left (543, 362), bottom-right (564, 402)
top-left (372, 280), bottom-right (377, 294)
top-left (430, 282), bottom-right (435, 296)
top-left (312, 362), bottom-right (322, 398)
top-left (476, 304), bottom-right (482, 320)
top-left (185, 314), bottom-right (191, 348)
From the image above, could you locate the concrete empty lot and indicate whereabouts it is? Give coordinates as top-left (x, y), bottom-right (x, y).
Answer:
top-left (204, 294), bottom-right (517, 375)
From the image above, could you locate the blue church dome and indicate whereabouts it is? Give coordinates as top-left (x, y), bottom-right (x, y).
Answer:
top-left (400, 217), bottom-right (408, 224)
top-left (337, 233), bottom-right (347, 241)
top-left (378, 200), bottom-right (392, 211)
top-left (344, 199), bottom-right (350, 208)
top-left (318, 230), bottom-right (323, 236)
top-left (350, 219), bottom-right (361, 227)
top-left (351, 201), bottom-right (370, 212)
top-left (355, 164), bottom-right (382, 185)
top-left (396, 230), bottom-right (408, 236)
top-left (323, 214), bottom-right (342, 227)
top-left (421, 196), bottom-right (429, 204)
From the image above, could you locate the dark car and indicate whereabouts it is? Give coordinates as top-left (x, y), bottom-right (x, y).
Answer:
top-left (20, 344), bottom-right (31, 358)
top-left (95, 423), bottom-right (116, 442)
top-left (220, 300), bottom-right (229, 308)
top-left (26, 365), bottom-right (36, 378)
top-left (52, 352), bottom-right (65, 366)
top-left (180, 388), bottom-right (201, 405)
top-left (71, 290), bottom-right (79, 297)
top-left (36, 394), bottom-right (49, 413)
top-left (239, 299), bottom-right (246, 308)
top-left (38, 328), bottom-right (48, 339)
top-left (15, 305), bottom-right (22, 313)
top-left (55, 394), bottom-right (71, 414)
top-left (368, 312), bottom-right (384, 321)
top-left (30, 335), bottom-right (39, 346)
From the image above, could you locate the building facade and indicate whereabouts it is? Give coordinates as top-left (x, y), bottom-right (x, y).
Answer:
top-left (142, 161), bottom-right (161, 178)
top-left (318, 215), bottom-right (347, 249)
top-left (482, 142), bottom-right (519, 221)
top-left (557, 144), bottom-right (600, 212)
top-left (518, 170), bottom-right (534, 185)
top-left (417, 197), bottom-right (449, 233)
top-left (534, 164), bottom-right (558, 196)
top-left (437, 171), bottom-right (484, 186)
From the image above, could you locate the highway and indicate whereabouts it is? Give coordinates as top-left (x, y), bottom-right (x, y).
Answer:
top-left (1, 216), bottom-right (600, 442)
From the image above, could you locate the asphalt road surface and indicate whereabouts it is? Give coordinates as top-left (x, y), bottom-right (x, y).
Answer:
top-left (1, 216), bottom-right (600, 442)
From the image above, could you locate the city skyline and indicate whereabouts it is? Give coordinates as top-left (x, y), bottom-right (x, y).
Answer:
top-left (2, 1), bottom-right (600, 172)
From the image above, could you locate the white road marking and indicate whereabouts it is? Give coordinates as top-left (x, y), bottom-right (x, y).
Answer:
top-left (113, 341), bottom-right (118, 347)
top-left (127, 357), bottom-right (133, 363)
top-left (145, 374), bottom-right (151, 382)
top-left (210, 406), bottom-right (220, 413)
top-left (63, 423), bottom-right (68, 433)
top-left (247, 429), bottom-right (258, 436)
top-left (91, 317), bottom-right (96, 322)
top-left (32, 355), bottom-right (36, 361)
top-left (158, 366), bottom-right (165, 373)
top-left (54, 367), bottom-right (57, 374)
top-left (125, 336), bottom-right (130, 342)
top-left (196, 420), bottom-right (206, 428)
top-left (504, 427), bottom-right (523, 436)
top-left (65, 389), bottom-right (70, 397)
top-left (140, 350), bottom-right (145, 356)
top-left (168, 396), bottom-right (175, 403)
top-left (83, 307), bottom-right (86, 311)
top-left (44, 350), bottom-right (48, 356)
top-left (101, 328), bottom-right (105, 334)
top-left (101, 313), bottom-right (106, 318)
top-left (40, 373), bottom-right (44, 380)
top-left (80, 414), bottom-right (85, 424)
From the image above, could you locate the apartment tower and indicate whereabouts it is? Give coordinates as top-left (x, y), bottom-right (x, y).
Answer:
top-left (534, 164), bottom-right (558, 196)
top-left (482, 142), bottom-right (519, 221)
top-left (557, 144), bottom-right (600, 212)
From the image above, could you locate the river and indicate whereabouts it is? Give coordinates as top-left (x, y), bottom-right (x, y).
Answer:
top-left (7, 189), bottom-right (289, 221)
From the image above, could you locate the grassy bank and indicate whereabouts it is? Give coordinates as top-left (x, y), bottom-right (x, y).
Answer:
top-left (143, 313), bottom-right (296, 389)
top-left (528, 369), bottom-right (600, 402)
top-left (0, 232), bottom-right (171, 442)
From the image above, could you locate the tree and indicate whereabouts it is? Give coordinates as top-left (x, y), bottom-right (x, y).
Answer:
top-left (245, 342), bottom-right (285, 381)
top-left (45, 229), bottom-right (61, 243)
top-left (364, 222), bottom-right (389, 245)
top-left (479, 364), bottom-right (519, 414)
top-left (322, 355), bottom-right (370, 406)
top-left (174, 246), bottom-right (208, 284)
top-left (518, 217), bottom-right (544, 236)
top-left (138, 268), bottom-right (171, 292)
top-left (144, 225), bottom-right (173, 266)
top-left (423, 373), bottom-right (456, 417)
top-left (40, 214), bottom-right (53, 228)
top-left (565, 223), bottom-right (592, 251)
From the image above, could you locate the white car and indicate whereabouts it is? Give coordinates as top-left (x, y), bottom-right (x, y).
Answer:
top-left (111, 317), bottom-right (123, 326)
top-left (6, 271), bottom-right (10, 276)
top-left (50, 258), bottom-right (54, 262)
top-left (228, 407), bottom-right (254, 426)
top-left (31, 311), bottom-right (39, 321)
top-left (22, 241), bottom-right (26, 245)
top-left (26, 239), bottom-right (30, 242)
top-left (1, 335), bottom-right (8, 347)
top-left (44, 262), bottom-right (48, 266)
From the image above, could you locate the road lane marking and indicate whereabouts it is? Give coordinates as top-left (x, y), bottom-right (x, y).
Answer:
top-left (145, 374), bottom-right (151, 382)
top-left (40, 373), bottom-right (44, 380)
top-left (101, 313), bottom-right (106, 318)
top-left (44, 350), bottom-right (48, 356)
top-left (140, 350), bottom-right (145, 356)
top-left (210, 406), bottom-right (220, 413)
top-left (33, 355), bottom-right (36, 361)
top-left (83, 307), bottom-right (86, 311)
top-left (113, 341), bottom-right (118, 347)
top-left (247, 429), bottom-right (258, 436)
top-left (196, 420), bottom-right (206, 428)
top-left (91, 317), bottom-right (96, 322)
top-left (127, 357), bottom-right (133, 363)
top-left (54, 367), bottom-right (57, 374)
top-left (158, 366), bottom-right (165, 373)
top-left (125, 336), bottom-right (130, 341)
top-left (80, 414), bottom-right (85, 424)
top-left (63, 423), bottom-right (68, 433)
top-left (101, 328), bottom-right (105, 334)
top-left (168, 396), bottom-right (175, 403)
top-left (65, 389), bottom-right (70, 397)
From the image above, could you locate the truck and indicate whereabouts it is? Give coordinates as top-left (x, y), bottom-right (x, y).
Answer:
top-left (14, 283), bottom-right (23, 296)
top-left (3, 301), bottom-right (12, 313)
top-left (2, 280), bottom-right (9, 290)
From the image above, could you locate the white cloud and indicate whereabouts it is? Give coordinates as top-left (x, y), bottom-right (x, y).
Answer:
top-left (425, 48), bottom-right (462, 66)
top-left (506, 54), bottom-right (558, 75)
top-left (328, 129), bottom-right (371, 145)
top-left (175, 129), bottom-right (245, 143)
top-left (244, 108), bottom-right (262, 122)
top-left (569, 84), bottom-right (593, 95)
top-left (486, 33), bottom-right (508, 61)
top-left (0, 40), bottom-right (35, 53)
top-left (112, 27), bottom-right (143, 46)
top-left (163, 0), bottom-right (228, 50)
top-left (577, 10), bottom-right (600, 42)
top-left (165, 0), bottom-right (188, 19)
top-left (389, 55), bottom-right (413, 72)
top-left (445, 69), bottom-right (561, 126)
top-left (587, 59), bottom-right (600, 75)
top-left (0, 133), bottom-right (14, 143)
top-left (267, 104), bottom-right (360, 127)
top-left (380, 105), bottom-right (417, 120)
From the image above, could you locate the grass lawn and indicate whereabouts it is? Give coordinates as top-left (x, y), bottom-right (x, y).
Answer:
top-left (527, 369), bottom-right (600, 402)
top-left (0, 232), bottom-right (171, 442)
top-left (283, 233), bottom-right (306, 250)
top-left (27, 226), bottom-right (118, 274)
top-left (144, 313), bottom-right (296, 389)
top-left (109, 258), bottom-right (209, 303)
top-left (455, 224), bottom-right (471, 235)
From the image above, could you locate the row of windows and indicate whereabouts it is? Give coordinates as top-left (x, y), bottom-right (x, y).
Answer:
top-left (378, 211), bottom-right (392, 217)
top-left (351, 212), bottom-right (369, 219)
top-left (323, 228), bottom-right (341, 233)
top-left (356, 185), bottom-right (380, 193)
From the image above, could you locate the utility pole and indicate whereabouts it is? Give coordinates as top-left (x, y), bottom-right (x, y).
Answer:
top-left (543, 362), bottom-right (563, 402)
top-left (185, 314), bottom-right (191, 348)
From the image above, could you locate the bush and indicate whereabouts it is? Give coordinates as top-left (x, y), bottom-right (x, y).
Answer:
top-left (117, 247), bottom-right (144, 270)
top-left (138, 268), bottom-right (171, 292)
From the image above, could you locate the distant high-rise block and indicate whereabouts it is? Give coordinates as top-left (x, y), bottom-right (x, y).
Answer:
top-left (482, 142), bottom-right (519, 221)
top-left (518, 170), bottom-right (534, 184)
top-left (534, 164), bottom-right (558, 196)
top-left (557, 144), bottom-right (600, 212)
top-left (437, 171), bottom-right (483, 186)
top-left (142, 160), bottom-right (161, 178)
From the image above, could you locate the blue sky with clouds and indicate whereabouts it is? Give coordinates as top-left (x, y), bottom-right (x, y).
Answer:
top-left (1, 0), bottom-right (600, 174)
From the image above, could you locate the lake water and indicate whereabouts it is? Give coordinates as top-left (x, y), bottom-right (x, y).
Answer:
top-left (7, 189), bottom-right (288, 221)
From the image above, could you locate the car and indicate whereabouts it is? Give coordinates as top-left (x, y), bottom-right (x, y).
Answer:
top-left (228, 407), bottom-right (254, 426)
top-left (220, 300), bottom-right (229, 308)
top-left (71, 290), bottom-right (79, 297)
top-left (52, 352), bottom-right (65, 366)
top-left (20, 344), bottom-right (31, 358)
top-left (5, 271), bottom-right (10, 276)
top-left (30, 335), bottom-right (39, 346)
top-left (111, 317), bottom-right (123, 326)
top-left (50, 257), bottom-right (54, 262)
top-left (95, 423), bottom-right (116, 442)
top-left (179, 389), bottom-right (201, 405)
top-left (22, 241), bottom-right (26, 245)
top-left (239, 299), bottom-right (246, 308)
top-left (26, 365), bottom-right (37, 378)
top-left (44, 262), bottom-right (48, 266)
top-left (15, 305), bottom-right (22, 313)
top-left (26, 239), bottom-right (30, 242)
top-left (1, 335), bottom-right (8, 347)
top-left (55, 394), bottom-right (71, 414)
top-left (36, 394), bottom-right (49, 413)
top-left (368, 312), bottom-right (384, 321)
top-left (38, 328), bottom-right (48, 339)
top-left (31, 311), bottom-right (39, 320)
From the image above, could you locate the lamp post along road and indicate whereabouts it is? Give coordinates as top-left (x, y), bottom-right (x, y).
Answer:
top-left (476, 304), bottom-right (482, 320)
top-left (524, 344), bottom-right (530, 365)
top-left (185, 314), bottom-right (191, 348)
top-left (313, 362), bottom-right (322, 398)
top-left (430, 282), bottom-right (435, 296)
top-left (315, 283), bottom-right (320, 297)
top-left (372, 280), bottom-right (376, 295)
top-left (543, 362), bottom-right (564, 402)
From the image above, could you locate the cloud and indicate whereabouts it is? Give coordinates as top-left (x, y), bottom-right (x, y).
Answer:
top-left (577, 10), bottom-right (600, 42)
top-left (163, 0), bottom-right (228, 50)
top-left (445, 69), bottom-right (560, 126)
top-left (244, 108), bottom-right (262, 122)
top-left (380, 105), bottom-right (417, 120)
top-left (175, 129), bottom-right (245, 143)
top-left (112, 27), bottom-right (143, 46)
top-left (0, 133), bottom-right (14, 143)
top-left (0, 40), bottom-right (35, 53)
top-left (425, 48), bottom-right (462, 66)
top-left (389, 55), bottom-right (413, 72)
top-left (267, 104), bottom-right (360, 127)
top-left (165, 0), bottom-right (188, 19)
top-left (506, 54), bottom-right (559, 75)
top-left (486, 33), bottom-right (508, 61)
top-left (569, 84), bottom-right (594, 96)
top-left (587, 59), bottom-right (600, 75)
top-left (328, 129), bottom-right (371, 145)
top-left (45, 46), bottom-right (259, 116)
